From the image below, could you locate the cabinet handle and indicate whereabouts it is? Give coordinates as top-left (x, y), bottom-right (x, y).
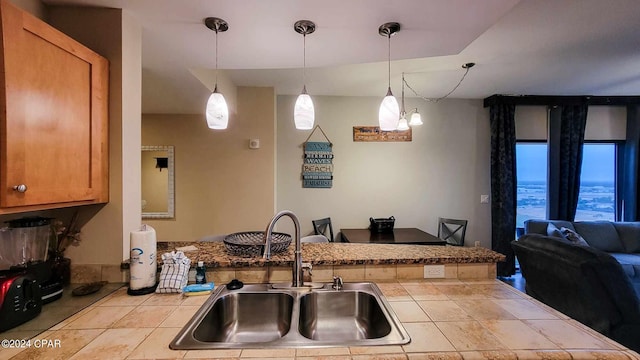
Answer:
top-left (12, 184), bottom-right (27, 193)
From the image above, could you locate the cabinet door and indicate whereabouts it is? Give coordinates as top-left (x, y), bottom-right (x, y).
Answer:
top-left (0, 1), bottom-right (108, 208)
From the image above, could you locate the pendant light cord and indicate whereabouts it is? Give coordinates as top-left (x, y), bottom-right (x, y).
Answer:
top-left (303, 32), bottom-right (306, 90)
top-left (214, 27), bottom-right (219, 89)
top-left (401, 73), bottom-right (405, 112)
top-left (403, 65), bottom-right (472, 102)
top-left (387, 33), bottom-right (391, 89)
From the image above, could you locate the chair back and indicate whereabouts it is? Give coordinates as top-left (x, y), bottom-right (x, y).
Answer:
top-left (301, 235), bottom-right (329, 243)
top-left (312, 217), bottom-right (334, 242)
top-left (437, 218), bottom-right (468, 246)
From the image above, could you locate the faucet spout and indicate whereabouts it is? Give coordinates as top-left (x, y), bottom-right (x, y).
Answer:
top-left (263, 210), bottom-right (303, 287)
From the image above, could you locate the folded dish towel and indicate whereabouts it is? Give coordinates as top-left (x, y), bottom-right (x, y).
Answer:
top-left (156, 251), bottom-right (191, 293)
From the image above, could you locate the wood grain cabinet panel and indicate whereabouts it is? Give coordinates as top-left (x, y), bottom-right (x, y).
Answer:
top-left (0, 0), bottom-right (108, 213)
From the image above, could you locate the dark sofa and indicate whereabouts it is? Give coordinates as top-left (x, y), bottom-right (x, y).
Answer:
top-left (524, 219), bottom-right (640, 297)
top-left (513, 233), bottom-right (640, 351)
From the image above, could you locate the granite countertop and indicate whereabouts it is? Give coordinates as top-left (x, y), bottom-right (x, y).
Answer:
top-left (156, 242), bottom-right (506, 268)
top-left (3, 279), bottom-right (638, 359)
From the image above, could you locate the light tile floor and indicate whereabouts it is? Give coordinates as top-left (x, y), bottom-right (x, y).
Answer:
top-left (0, 279), bottom-right (638, 360)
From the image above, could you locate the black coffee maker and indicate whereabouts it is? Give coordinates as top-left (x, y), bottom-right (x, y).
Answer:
top-left (0, 217), bottom-right (54, 332)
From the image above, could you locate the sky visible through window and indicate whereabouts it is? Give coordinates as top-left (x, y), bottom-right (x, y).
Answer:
top-left (516, 143), bottom-right (615, 227)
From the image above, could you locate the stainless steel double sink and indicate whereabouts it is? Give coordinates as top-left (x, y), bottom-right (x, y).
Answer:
top-left (169, 282), bottom-right (411, 349)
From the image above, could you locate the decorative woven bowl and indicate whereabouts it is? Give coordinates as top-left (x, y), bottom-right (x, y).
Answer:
top-left (223, 231), bottom-right (292, 257)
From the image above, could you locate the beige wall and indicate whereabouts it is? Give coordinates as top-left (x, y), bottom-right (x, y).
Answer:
top-left (276, 96), bottom-right (492, 247)
top-left (49, 7), bottom-right (142, 264)
top-left (142, 87), bottom-right (276, 241)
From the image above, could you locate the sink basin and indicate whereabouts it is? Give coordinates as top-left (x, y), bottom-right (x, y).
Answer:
top-left (298, 291), bottom-right (391, 341)
top-left (193, 292), bottom-right (293, 343)
top-left (170, 282), bottom-right (410, 349)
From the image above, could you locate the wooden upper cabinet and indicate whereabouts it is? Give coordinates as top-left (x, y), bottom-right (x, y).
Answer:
top-left (0, 0), bottom-right (109, 213)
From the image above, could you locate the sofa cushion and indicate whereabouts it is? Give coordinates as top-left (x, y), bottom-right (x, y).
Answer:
top-left (525, 219), bottom-right (575, 235)
top-left (547, 223), bottom-right (565, 238)
top-left (560, 227), bottom-right (590, 246)
top-left (573, 221), bottom-right (625, 252)
top-left (613, 222), bottom-right (640, 253)
top-left (609, 253), bottom-right (640, 277)
top-left (609, 253), bottom-right (640, 298)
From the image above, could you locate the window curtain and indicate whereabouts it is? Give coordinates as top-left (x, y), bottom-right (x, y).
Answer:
top-left (622, 105), bottom-right (640, 221)
top-left (547, 105), bottom-right (588, 221)
top-left (490, 104), bottom-right (517, 277)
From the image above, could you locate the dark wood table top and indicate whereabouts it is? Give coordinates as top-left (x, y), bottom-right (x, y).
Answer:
top-left (340, 228), bottom-right (447, 245)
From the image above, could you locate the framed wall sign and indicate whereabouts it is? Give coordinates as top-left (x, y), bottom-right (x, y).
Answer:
top-left (302, 126), bottom-right (333, 188)
top-left (353, 126), bottom-right (412, 142)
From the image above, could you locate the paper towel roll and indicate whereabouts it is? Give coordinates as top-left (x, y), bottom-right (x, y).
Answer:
top-left (130, 225), bottom-right (157, 290)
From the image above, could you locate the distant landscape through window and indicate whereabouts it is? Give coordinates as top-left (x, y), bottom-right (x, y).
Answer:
top-left (516, 143), bottom-right (615, 228)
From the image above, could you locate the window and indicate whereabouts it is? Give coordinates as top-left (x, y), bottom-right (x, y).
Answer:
top-left (516, 142), bottom-right (617, 226)
top-left (516, 143), bottom-right (547, 228)
top-left (575, 144), bottom-right (616, 221)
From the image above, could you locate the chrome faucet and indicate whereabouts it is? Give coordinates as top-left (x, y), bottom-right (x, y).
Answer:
top-left (263, 210), bottom-right (304, 287)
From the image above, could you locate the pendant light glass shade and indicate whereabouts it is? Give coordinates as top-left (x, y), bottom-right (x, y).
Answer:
top-left (409, 110), bottom-right (423, 126)
top-left (294, 20), bottom-right (316, 130)
top-left (294, 87), bottom-right (314, 130)
top-left (204, 17), bottom-right (229, 130)
top-left (379, 88), bottom-right (400, 131)
top-left (396, 113), bottom-right (410, 131)
top-left (206, 87), bottom-right (229, 129)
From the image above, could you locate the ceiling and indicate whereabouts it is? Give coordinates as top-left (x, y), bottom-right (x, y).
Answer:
top-left (43, 0), bottom-right (640, 114)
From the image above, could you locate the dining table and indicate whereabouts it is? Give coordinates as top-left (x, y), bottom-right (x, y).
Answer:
top-left (339, 228), bottom-right (447, 245)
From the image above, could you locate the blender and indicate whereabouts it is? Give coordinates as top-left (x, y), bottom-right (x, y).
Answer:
top-left (0, 217), bottom-right (52, 332)
top-left (0, 217), bottom-right (52, 281)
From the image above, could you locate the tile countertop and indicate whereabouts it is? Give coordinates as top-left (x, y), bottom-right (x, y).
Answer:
top-left (1, 279), bottom-right (638, 360)
top-left (156, 242), bottom-right (506, 268)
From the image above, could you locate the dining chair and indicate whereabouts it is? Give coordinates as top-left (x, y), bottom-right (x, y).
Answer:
top-left (301, 235), bottom-right (329, 243)
top-left (437, 218), bottom-right (468, 246)
top-left (312, 217), bottom-right (334, 242)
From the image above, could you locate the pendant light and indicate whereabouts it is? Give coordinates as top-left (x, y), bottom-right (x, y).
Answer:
top-left (397, 72), bottom-right (410, 131)
top-left (204, 17), bottom-right (229, 130)
top-left (402, 62), bottom-right (476, 126)
top-left (294, 20), bottom-right (316, 130)
top-left (409, 110), bottom-right (423, 126)
top-left (400, 72), bottom-right (422, 128)
top-left (378, 22), bottom-right (400, 131)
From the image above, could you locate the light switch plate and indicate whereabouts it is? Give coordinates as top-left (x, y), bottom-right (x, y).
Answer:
top-left (480, 194), bottom-right (489, 204)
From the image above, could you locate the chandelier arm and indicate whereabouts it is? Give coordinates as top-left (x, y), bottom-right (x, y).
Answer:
top-left (403, 65), bottom-right (471, 103)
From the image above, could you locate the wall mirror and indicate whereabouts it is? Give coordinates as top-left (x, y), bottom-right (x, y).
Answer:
top-left (142, 145), bottom-right (175, 219)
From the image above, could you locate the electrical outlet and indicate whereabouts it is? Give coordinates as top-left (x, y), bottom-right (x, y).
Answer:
top-left (424, 265), bottom-right (445, 278)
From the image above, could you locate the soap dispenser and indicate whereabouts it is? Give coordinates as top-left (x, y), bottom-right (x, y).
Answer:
top-left (195, 261), bottom-right (207, 284)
